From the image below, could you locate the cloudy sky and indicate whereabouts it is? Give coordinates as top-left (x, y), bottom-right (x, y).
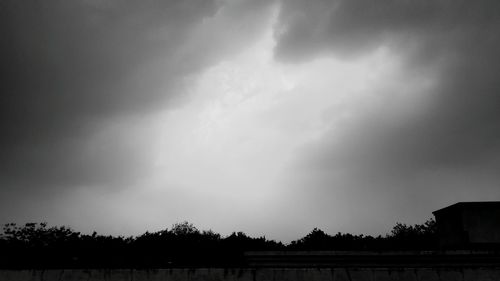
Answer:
top-left (1, 0), bottom-right (500, 241)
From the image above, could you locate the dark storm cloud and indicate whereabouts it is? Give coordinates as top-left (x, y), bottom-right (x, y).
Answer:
top-left (0, 0), bottom-right (222, 188)
top-left (1, 0), bottom-right (218, 140)
top-left (0, 0), bottom-right (278, 190)
top-left (275, 0), bottom-right (500, 62)
top-left (275, 0), bottom-right (500, 226)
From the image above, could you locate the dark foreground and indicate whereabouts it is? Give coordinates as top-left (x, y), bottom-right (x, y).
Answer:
top-left (2, 266), bottom-right (500, 281)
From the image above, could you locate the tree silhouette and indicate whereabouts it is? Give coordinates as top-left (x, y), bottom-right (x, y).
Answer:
top-left (0, 219), bottom-right (438, 268)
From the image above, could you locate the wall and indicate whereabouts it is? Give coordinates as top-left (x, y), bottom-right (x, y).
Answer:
top-left (433, 202), bottom-right (500, 248)
top-left (2, 268), bottom-right (500, 281)
top-left (464, 207), bottom-right (500, 244)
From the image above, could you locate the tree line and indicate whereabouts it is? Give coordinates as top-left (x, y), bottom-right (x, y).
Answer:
top-left (0, 219), bottom-right (437, 268)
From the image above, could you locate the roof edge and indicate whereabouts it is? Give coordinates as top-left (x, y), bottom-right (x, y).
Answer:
top-left (433, 201), bottom-right (500, 215)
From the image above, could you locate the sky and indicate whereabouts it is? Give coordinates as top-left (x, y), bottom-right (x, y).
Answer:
top-left (1, 0), bottom-right (500, 242)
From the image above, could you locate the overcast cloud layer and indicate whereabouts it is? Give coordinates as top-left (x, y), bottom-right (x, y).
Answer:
top-left (273, 0), bottom-right (500, 233)
top-left (1, 0), bottom-right (500, 240)
top-left (0, 0), bottom-right (273, 189)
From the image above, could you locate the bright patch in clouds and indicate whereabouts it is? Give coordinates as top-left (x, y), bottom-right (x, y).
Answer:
top-left (94, 28), bottom-right (426, 240)
top-left (24, 17), bottom-right (435, 242)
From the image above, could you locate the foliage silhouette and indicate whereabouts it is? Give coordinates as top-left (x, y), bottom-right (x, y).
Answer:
top-left (288, 218), bottom-right (437, 251)
top-left (0, 219), bottom-right (437, 268)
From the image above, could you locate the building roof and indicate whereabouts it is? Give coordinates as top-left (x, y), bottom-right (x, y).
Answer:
top-left (432, 201), bottom-right (500, 216)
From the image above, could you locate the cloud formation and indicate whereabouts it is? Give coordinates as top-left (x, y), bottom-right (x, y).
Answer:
top-left (2, 0), bottom-right (500, 239)
top-left (0, 0), bottom-right (275, 189)
top-left (274, 0), bottom-right (500, 230)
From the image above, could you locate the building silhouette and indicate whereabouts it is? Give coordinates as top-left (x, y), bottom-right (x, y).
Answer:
top-left (433, 201), bottom-right (500, 249)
